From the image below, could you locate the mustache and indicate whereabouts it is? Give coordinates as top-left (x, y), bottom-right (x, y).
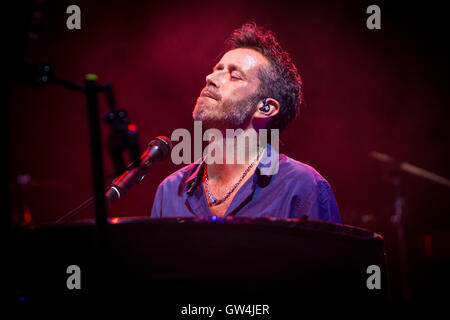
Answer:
top-left (201, 87), bottom-right (221, 100)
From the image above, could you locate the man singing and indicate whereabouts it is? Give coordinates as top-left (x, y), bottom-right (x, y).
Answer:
top-left (151, 23), bottom-right (340, 223)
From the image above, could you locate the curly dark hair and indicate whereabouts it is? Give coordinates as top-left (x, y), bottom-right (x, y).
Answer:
top-left (226, 22), bottom-right (303, 132)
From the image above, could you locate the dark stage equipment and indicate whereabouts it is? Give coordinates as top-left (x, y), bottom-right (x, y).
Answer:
top-left (371, 151), bottom-right (450, 300)
top-left (11, 217), bottom-right (388, 306)
top-left (54, 136), bottom-right (172, 224)
top-left (13, 63), bottom-right (145, 256)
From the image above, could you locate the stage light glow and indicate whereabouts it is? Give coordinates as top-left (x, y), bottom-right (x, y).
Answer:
top-left (111, 217), bottom-right (120, 224)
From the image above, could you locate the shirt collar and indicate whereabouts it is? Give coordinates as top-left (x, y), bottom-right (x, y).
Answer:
top-left (185, 143), bottom-right (279, 194)
top-left (185, 158), bottom-right (205, 194)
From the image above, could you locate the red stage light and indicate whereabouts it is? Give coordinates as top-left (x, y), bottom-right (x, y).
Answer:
top-left (111, 217), bottom-right (120, 224)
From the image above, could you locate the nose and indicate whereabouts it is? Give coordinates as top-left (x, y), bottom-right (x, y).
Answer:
top-left (206, 71), bottom-right (219, 88)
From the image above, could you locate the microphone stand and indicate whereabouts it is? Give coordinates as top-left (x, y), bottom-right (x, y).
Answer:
top-left (55, 72), bottom-right (112, 293)
top-left (371, 151), bottom-right (450, 300)
top-left (84, 74), bottom-right (109, 257)
top-left (24, 63), bottom-right (111, 257)
top-left (389, 172), bottom-right (410, 300)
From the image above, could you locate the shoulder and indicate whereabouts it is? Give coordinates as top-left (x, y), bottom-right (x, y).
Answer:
top-left (277, 154), bottom-right (341, 223)
top-left (277, 154), bottom-right (329, 187)
top-left (160, 164), bottom-right (194, 184)
top-left (157, 160), bottom-right (201, 192)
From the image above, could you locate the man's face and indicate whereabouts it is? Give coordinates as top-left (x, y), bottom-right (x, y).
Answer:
top-left (193, 48), bottom-right (269, 130)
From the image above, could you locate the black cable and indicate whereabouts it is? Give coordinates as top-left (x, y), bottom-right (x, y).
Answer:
top-left (55, 184), bottom-right (116, 225)
top-left (54, 196), bottom-right (94, 225)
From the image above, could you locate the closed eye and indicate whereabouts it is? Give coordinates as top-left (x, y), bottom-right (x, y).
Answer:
top-left (231, 71), bottom-right (242, 80)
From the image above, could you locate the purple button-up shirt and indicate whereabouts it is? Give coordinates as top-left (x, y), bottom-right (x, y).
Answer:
top-left (151, 144), bottom-right (341, 223)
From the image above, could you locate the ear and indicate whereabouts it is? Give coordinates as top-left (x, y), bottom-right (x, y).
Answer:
top-left (253, 98), bottom-right (280, 120)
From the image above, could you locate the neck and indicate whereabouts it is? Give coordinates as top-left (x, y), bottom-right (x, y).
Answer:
top-left (204, 127), bottom-right (262, 183)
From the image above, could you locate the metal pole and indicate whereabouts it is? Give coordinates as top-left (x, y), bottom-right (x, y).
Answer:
top-left (391, 177), bottom-right (410, 300)
top-left (84, 74), bottom-right (109, 255)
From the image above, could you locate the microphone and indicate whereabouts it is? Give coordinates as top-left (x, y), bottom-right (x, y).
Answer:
top-left (105, 136), bottom-right (172, 203)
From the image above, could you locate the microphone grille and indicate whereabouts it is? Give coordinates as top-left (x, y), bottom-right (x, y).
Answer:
top-left (149, 136), bottom-right (173, 158)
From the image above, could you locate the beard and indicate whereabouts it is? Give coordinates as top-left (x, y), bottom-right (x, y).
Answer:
top-left (192, 92), bottom-right (259, 131)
